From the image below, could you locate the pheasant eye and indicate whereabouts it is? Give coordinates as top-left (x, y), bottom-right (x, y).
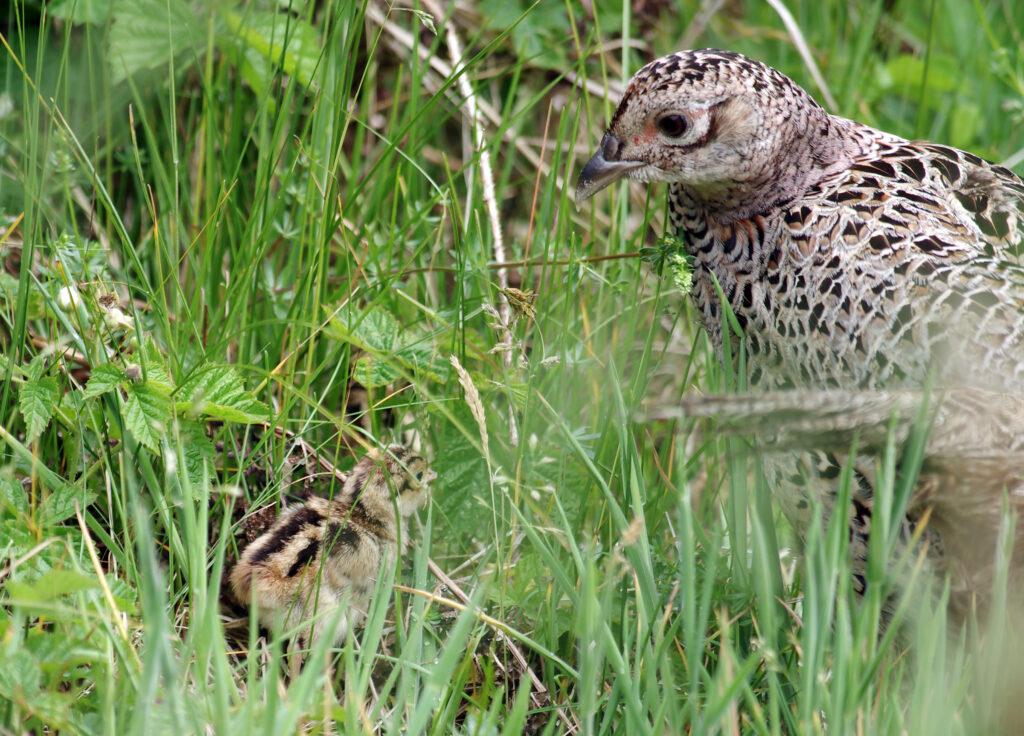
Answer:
top-left (415, 470), bottom-right (424, 481)
top-left (657, 114), bottom-right (688, 138)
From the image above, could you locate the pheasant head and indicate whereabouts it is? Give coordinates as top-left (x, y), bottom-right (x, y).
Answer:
top-left (576, 49), bottom-right (857, 219)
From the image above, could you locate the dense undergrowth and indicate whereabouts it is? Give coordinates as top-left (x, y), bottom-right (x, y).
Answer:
top-left (2, 0), bottom-right (1024, 733)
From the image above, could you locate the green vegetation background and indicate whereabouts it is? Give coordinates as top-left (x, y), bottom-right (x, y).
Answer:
top-left (2, 0), bottom-right (1023, 733)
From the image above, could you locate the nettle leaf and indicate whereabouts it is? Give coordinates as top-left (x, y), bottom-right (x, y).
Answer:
top-left (478, 0), bottom-right (569, 71)
top-left (49, 0), bottom-right (114, 25)
top-left (177, 365), bottom-right (270, 423)
top-left (0, 474), bottom-right (28, 516)
top-left (109, 0), bottom-right (205, 82)
top-left (430, 405), bottom-right (491, 534)
top-left (331, 306), bottom-right (447, 387)
top-left (83, 364), bottom-right (126, 398)
top-left (396, 340), bottom-right (450, 383)
top-left (20, 377), bottom-right (61, 442)
top-left (353, 354), bottom-right (401, 388)
top-left (354, 337), bottom-right (449, 388)
top-left (0, 273), bottom-right (45, 320)
top-left (178, 419), bottom-right (218, 486)
top-left (222, 9), bottom-right (322, 91)
top-left (138, 361), bottom-right (173, 392)
top-left (0, 648), bottom-right (74, 730)
top-left (26, 353), bottom-right (49, 381)
top-left (4, 568), bottom-right (100, 604)
top-left (328, 303), bottom-right (399, 352)
top-left (39, 484), bottom-right (97, 526)
top-left (124, 382), bottom-right (172, 452)
top-left (105, 574), bottom-right (138, 615)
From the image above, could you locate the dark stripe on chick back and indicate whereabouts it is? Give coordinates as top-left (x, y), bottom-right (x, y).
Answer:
top-left (286, 537), bottom-right (321, 577)
top-left (349, 500), bottom-right (392, 540)
top-left (247, 505), bottom-right (324, 567)
top-left (325, 522), bottom-right (362, 558)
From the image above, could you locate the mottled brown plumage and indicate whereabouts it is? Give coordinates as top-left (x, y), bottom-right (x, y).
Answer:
top-left (230, 445), bottom-right (434, 653)
top-left (578, 49), bottom-right (1024, 620)
top-left (649, 388), bottom-right (1024, 617)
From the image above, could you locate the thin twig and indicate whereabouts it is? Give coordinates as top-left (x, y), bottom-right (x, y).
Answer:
top-left (75, 500), bottom-right (141, 665)
top-left (421, 0), bottom-right (519, 447)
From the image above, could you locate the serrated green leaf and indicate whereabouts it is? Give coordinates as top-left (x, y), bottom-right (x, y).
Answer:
top-left (49, 0), bottom-right (114, 24)
top-left (478, 0), bottom-right (569, 71)
top-left (396, 341), bottom-right (450, 383)
top-left (328, 303), bottom-right (399, 352)
top-left (0, 474), bottom-right (28, 515)
top-left (4, 569), bottom-right (100, 604)
top-left (39, 484), bottom-right (97, 525)
top-left (109, 0), bottom-right (204, 82)
top-left (26, 353), bottom-right (48, 381)
top-left (83, 363), bottom-right (126, 398)
top-left (353, 354), bottom-right (401, 388)
top-left (177, 419), bottom-right (217, 486)
top-left (430, 405), bottom-right (491, 533)
top-left (0, 273), bottom-right (45, 321)
top-left (139, 362), bottom-right (173, 392)
top-left (105, 574), bottom-right (138, 615)
top-left (0, 649), bottom-right (42, 698)
top-left (124, 382), bottom-right (171, 452)
top-left (222, 9), bottom-right (322, 90)
top-left (0, 520), bottom-right (36, 558)
top-left (177, 365), bottom-right (271, 422)
top-left (19, 377), bottom-right (61, 442)
top-left (481, 378), bottom-right (530, 412)
top-left (0, 649), bottom-right (73, 730)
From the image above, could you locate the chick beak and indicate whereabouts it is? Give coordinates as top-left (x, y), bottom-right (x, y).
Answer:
top-left (575, 132), bottom-right (646, 205)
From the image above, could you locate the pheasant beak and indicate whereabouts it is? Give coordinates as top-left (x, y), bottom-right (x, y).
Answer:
top-left (575, 133), bottom-right (646, 204)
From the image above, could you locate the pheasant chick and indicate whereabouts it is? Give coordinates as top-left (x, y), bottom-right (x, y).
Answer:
top-left (230, 445), bottom-right (434, 653)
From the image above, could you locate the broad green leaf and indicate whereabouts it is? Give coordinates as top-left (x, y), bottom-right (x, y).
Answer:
top-left (950, 102), bottom-right (982, 150)
top-left (353, 354), bottom-right (401, 388)
top-left (26, 353), bottom-right (48, 381)
top-left (0, 273), bottom-right (45, 321)
top-left (83, 363), bottom-right (126, 398)
top-left (109, 0), bottom-right (205, 82)
top-left (0, 520), bottom-right (36, 557)
top-left (177, 419), bottom-right (218, 486)
top-left (881, 53), bottom-right (959, 94)
top-left (429, 405), bottom-right (491, 533)
top-left (221, 9), bottom-right (321, 90)
top-left (139, 361), bottom-right (174, 393)
top-left (124, 382), bottom-right (171, 452)
top-left (39, 484), bottom-right (97, 526)
top-left (478, 0), bottom-right (569, 71)
top-left (19, 377), bottom-right (61, 442)
top-left (328, 303), bottom-right (400, 352)
top-left (0, 474), bottom-right (28, 515)
top-left (0, 649), bottom-right (42, 700)
top-left (396, 341), bottom-right (450, 383)
top-left (105, 574), bottom-right (139, 615)
top-left (48, 0), bottom-right (114, 25)
top-left (4, 568), bottom-right (100, 604)
top-left (177, 365), bottom-right (271, 423)
top-left (0, 649), bottom-right (74, 730)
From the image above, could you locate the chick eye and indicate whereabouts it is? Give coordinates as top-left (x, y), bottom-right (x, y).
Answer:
top-left (657, 114), bottom-right (688, 138)
top-left (415, 470), bottom-right (424, 481)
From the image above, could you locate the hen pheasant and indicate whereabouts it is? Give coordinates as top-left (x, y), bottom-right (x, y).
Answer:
top-left (577, 49), bottom-right (1024, 620)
